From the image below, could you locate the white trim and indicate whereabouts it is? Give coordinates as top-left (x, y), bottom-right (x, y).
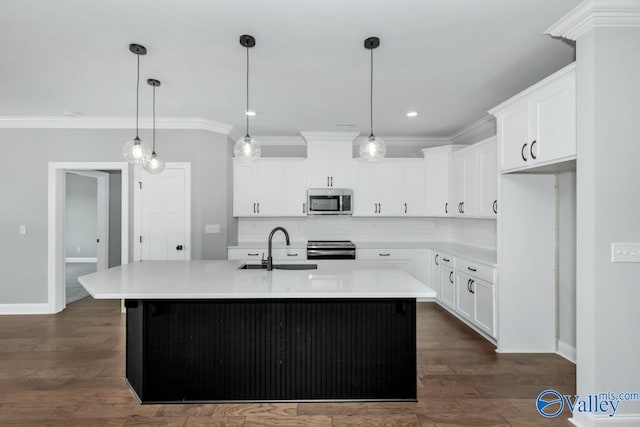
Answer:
top-left (300, 131), bottom-right (361, 143)
top-left (569, 413), bottom-right (640, 427)
top-left (251, 136), bottom-right (306, 146)
top-left (48, 162), bottom-right (129, 314)
top-left (0, 303), bottom-right (50, 315)
top-left (546, 0), bottom-right (640, 41)
top-left (133, 162), bottom-right (192, 262)
top-left (65, 257), bottom-right (97, 263)
top-left (448, 115), bottom-right (496, 143)
top-left (0, 116), bottom-right (234, 135)
top-left (557, 340), bottom-right (577, 363)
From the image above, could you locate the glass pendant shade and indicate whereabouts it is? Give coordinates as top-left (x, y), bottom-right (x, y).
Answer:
top-left (143, 151), bottom-right (165, 174)
top-left (359, 135), bottom-right (386, 162)
top-left (123, 136), bottom-right (151, 165)
top-left (234, 135), bottom-right (261, 163)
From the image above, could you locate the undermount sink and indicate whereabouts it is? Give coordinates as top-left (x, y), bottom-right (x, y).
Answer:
top-left (238, 263), bottom-right (318, 270)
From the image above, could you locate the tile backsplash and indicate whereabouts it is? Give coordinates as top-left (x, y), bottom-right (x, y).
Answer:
top-left (238, 217), bottom-right (496, 250)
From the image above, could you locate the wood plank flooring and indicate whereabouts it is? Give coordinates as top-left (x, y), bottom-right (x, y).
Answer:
top-left (0, 298), bottom-right (575, 426)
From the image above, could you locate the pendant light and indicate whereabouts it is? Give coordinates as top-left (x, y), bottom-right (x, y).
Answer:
top-left (122, 44), bottom-right (152, 164)
top-left (143, 79), bottom-right (166, 174)
top-left (359, 37), bottom-right (386, 162)
top-left (233, 34), bottom-right (261, 162)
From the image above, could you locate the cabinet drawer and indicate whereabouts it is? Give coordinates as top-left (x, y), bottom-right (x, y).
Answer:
top-left (357, 248), bottom-right (413, 260)
top-left (228, 248), bottom-right (265, 261)
top-left (456, 258), bottom-right (495, 283)
top-left (435, 252), bottom-right (454, 267)
top-left (272, 248), bottom-right (307, 260)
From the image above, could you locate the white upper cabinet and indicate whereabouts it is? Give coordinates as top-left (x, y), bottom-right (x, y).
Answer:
top-left (304, 133), bottom-right (357, 188)
top-left (423, 146), bottom-right (460, 217)
top-left (352, 160), bottom-right (425, 217)
top-left (477, 139), bottom-right (498, 217)
top-left (233, 159), bottom-right (307, 217)
top-left (490, 63), bottom-right (576, 173)
top-left (451, 138), bottom-right (497, 218)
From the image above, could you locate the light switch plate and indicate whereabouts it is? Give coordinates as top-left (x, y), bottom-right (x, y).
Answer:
top-left (205, 224), bottom-right (221, 234)
top-left (611, 243), bottom-right (640, 263)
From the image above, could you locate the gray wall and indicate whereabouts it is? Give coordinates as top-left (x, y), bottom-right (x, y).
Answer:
top-left (0, 128), bottom-right (232, 304)
top-left (64, 173), bottom-right (98, 258)
top-left (557, 171), bottom-right (576, 354)
top-left (107, 171), bottom-right (122, 268)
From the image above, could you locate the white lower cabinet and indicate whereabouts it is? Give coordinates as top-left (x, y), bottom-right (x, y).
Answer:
top-left (456, 272), bottom-right (475, 321)
top-left (440, 265), bottom-right (456, 310)
top-left (228, 247), bottom-right (307, 263)
top-left (473, 278), bottom-right (495, 336)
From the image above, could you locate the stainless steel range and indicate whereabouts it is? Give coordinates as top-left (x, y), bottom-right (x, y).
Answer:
top-left (306, 240), bottom-right (356, 260)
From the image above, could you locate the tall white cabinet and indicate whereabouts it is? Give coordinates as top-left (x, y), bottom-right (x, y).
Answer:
top-left (303, 132), bottom-right (357, 188)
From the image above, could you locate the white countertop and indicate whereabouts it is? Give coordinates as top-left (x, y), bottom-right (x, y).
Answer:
top-left (78, 260), bottom-right (437, 300)
top-left (229, 242), bottom-right (307, 249)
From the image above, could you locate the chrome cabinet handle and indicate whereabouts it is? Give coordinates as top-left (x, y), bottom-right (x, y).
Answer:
top-left (435, 254), bottom-right (439, 265)
top-left (521, 143), bottom-right (528, 161)
top-left (493, 200), bottom-right (498, 214)
top-left (530, 140), bottom-right (537, 159)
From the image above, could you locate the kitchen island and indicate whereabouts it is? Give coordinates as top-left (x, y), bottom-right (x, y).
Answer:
top-left (79, 260), bottom-right (436, 403)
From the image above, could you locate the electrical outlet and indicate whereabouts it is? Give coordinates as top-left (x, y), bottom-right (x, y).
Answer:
top-left (611, 243), bottom-right (640, 263)
top-left (205, 224), bottom-right (221, 234)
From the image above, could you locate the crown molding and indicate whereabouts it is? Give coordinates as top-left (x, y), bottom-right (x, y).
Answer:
top-left (546, 0), bottom-right (640, 41)
top-left (252, 136), bottom-right (306, 146)
top-left (300, 131), bottom-right (361, 143)
top-left (354, 135), bottom-right (450, 146)
top-left (448, 114), bottom-right (496, 144)
top-left (0, 116), bottom-right (234, 134)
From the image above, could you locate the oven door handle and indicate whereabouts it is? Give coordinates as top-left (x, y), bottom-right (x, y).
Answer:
top-left (307, 249), bottom-right (356, 257)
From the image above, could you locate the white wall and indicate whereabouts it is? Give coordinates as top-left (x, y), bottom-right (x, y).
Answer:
top-left (107, 171), bottom-right (122, 268)
top-left (557, 171), bottom-right (576, 360)
top-left (64, 173), bottom-right (98, 258)
top-left (0, 128), bottom-right (233, 305)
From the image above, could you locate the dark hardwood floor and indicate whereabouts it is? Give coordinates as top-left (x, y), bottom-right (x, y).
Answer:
top-left (0, 298), bottom-right (575, 426)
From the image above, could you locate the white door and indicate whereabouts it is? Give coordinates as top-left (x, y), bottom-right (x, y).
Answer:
top-left (307, 141), bottom-right (332, 188)
top-left (255, 163), bottom-right (283, 216)
top-left (281, 161), bottom-right (308, 216)
top-left (462, 150), bottom-right (478, 216)
top-left (136, 163), bottom-right (191, 261)
top-left (456, 273), bottom-right (475, 321)
top-left (233, 162), bottom-right (257, 216)
top-left (498, 102), bottom-right (530, 171)
top-left (377, 163), bottom-right (403, 216)
top-left (451, 154), bottom-right (466, 216)
top-left (352, 161), bottom-right (379, 216)
top-left (440, 266), bottom-right (455, 310)
top-left (474, 278), bottom-right (495, 337)
top-left (477, 139), bottom-right (498, 217)
top-left (329, 140), bottom-right (354, 188)
top-left (424, 149), bottom-right (451, 216)
top-left (402, 162), bottom-right (425, 216)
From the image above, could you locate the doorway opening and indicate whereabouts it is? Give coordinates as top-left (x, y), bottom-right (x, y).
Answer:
top-left (48, 162), bottom-right (129, 313)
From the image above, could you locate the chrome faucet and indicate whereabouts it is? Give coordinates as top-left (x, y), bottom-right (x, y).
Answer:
top-left (267, 227), bottom-right (290, 271)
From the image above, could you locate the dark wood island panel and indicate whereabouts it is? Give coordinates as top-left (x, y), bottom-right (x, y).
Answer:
top-left (125, 298), bottom-right (416, 403)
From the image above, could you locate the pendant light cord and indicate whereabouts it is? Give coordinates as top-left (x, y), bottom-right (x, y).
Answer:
top-left (152, 84), bottom-right (156, 154)
top-left (245, 46), bottom-right (250, 138)
top-left (135, 54), bottom-right (140, 139)
top-left (370, 47), bottom-right (374, 138)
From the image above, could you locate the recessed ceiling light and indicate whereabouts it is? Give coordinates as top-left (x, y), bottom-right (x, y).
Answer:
top-left (406, 111), bottom-right (419, 117)
top-left (245, 111), bottom-right (256, 116)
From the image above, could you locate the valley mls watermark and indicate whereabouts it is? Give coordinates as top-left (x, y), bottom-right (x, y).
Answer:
top-left (536, 389), bottom-right (640, 418)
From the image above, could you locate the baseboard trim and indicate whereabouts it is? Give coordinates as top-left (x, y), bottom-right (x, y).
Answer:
top-left (0, 303), bottom-right (51, 315)
top-left (557, 340), bottom-right (577, 364)
top-left (570, 413), bottom-right (640, 426)
top-left (65, 257), bottom-right (97, 263)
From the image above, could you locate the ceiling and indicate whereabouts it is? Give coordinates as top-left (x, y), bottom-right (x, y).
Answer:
top-left (0, 0), bottom-right (579, 137)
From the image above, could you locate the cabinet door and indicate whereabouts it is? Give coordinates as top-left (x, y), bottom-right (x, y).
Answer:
top-left (377, 163), bottom-right (404, 216)
top-left (330, 141), bottom-right (354, 188)
top-left (255, 163), bottom-right (283, 216)
top-left (233, 162), bottom-right (257, 216)
top-left (440, 266), bottom-right (455, 310)
top-left (531, 73), bottom-right (576, 164)
top-left (477, 140), bottom-right (498, 217)
top-left (451, 154), bottom-right (466, 216)
top-left (462, 151), bottom-right (478, 216)
top-left (352, 162), bottom-right (379, 216)
top-left (281, 161), bottom-right (308, 216)
top-left (498, 102), bottom-right (530, 171)
top-left (432, 253), bottom-right (442, 301)
top-left (474, 278), bottom-right (495, 337)
top-left (413, 249), bottom-right (431, 286)
top-left (456, 273), bottom-right (475, 321)
top-left (424, 149), bottom-right (451, 216)
top-left (307, 141), bottom-right (332, 188)
top-left (402, 162), bottom-right (425, 216)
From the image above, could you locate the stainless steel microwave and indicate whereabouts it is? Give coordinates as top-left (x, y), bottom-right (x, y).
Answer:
top-left (307, 189), bottom-right (353, 215)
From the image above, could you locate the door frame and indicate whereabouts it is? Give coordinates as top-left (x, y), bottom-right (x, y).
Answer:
top-left (133, 162), bottom-right (191, 262)
top-left (65, 170), bottom-right (110, 270)
top-left (48, 162), bottom-right (129, 314)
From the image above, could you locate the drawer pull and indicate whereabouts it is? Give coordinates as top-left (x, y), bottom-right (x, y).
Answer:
top-left (379, 253), bottom-right (391, 257)
top-left (248, 253), bottom-right (259, 256)
top-left (287, 253), bottom-right (298, 257)
top-left (442, 257), bottom-right (450, 262)
top-left (467, 267), bottom-right (477, 272)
